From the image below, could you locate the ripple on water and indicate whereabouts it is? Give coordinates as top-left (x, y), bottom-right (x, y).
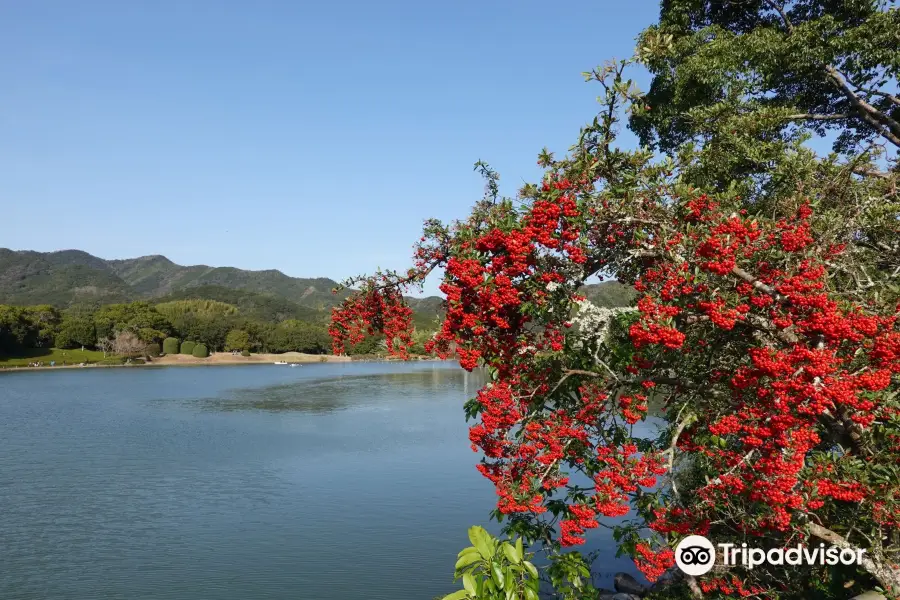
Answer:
top-left (0, 362), bottom-right (637, 599)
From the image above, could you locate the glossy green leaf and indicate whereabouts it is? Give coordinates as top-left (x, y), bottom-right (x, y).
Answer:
top-left (468, 526), bottom-right (493, 559)
top-left (492, 563), bottom-right (505, 589)
top-left (455, 552), bottom-right (482, 571)
top-left (443, 590), bottom-right (469, 600)
top-left (502, 542), bottom-right (521, 564)
top-left (462, 573), bottom-right (476, 596)
top-left (523, 561), bottom-right (538, 579)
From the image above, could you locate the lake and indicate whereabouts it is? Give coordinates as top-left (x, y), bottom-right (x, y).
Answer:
top-left (0, 361), bottom-right (640, 599)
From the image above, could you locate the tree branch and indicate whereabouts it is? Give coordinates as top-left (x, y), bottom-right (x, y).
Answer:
top-left (851, 166), bottom-right (896, 180)
top-left (808, 523), bottom-right (900, 594)
top-left (786, 113), bottom-right (849, 121)
top-left (731, 266), bottom-right (786, 301)
top-left (824, 66), bottom-right (900, 148)
top-left (761, 0), bottom-right (900, 147)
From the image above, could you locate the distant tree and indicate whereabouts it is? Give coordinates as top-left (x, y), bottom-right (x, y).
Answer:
top-left (143, 343), bottom-right (161, 358)
top-left (95, 337), bottom-right (113, 358)
top-left (154, 299), bottom-right (239, 321)
top-left (22, 305), bottom-right (61, 347)
top-left (0, 304), bottom-right (63, 352)
top-left (0, 305), bottom-right (34, 353)
top-left (111, 331), bottom-right (145, 356)
top-left (348, 333), bottom-right (384, 356)
top-left (180, 340), bottom-right (196, 355)
top-left (267, 320), bottom-right (331, 354)
top-left (224, 329), bottom-right (251, 352)
top-left (171, 315), bottom-right (230, 351)
top-left (93, 302), bottom-right (173, 341)
top-left (55, 316), bottom-right (96, 349)
top-left (191, 343), bottom-right (209, 358)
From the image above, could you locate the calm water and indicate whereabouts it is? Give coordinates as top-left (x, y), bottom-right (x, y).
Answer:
top-left (0, 361), bottom-right (638, 599)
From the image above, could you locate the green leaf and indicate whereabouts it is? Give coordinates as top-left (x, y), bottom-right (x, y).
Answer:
top-left (463, 573), bottom-right (476, 596)
top-left (523, 561), bottom-right (539, 579)
top-left (524, 588), bottom-right (539, 600)
top-left (516, 537), bottom-right (524, 560)
top-left (468, 526), bottom-right (494, 559)
top-left (502, 542), bottom-right (522, 564)
top-left (443, 590), bottom-right (469, 600)
top-left (492, 563), bottom-right (505, 589)
top-left (455, 552), bottom-right (482, 571)
top-left (457, 546), bottom-right (479, 559)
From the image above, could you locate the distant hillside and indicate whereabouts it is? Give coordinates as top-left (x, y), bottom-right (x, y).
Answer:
top-left (0, 248), bottom-right (355, 310)
top-left (0, 248), bottom-right (635, 319)
top-left (582, 280), bottom-right (636, 307)
top-left (105, 255), bottom-right (345, 309)
top-left (0, 249), bottom-right (133, 306)
top-left (154, 285), bottom-right (326, 323)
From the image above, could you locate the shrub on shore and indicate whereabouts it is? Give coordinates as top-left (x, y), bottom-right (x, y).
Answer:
top-left (191, 343), bottom-right (209, 358)
top-left (180, 340), bottom-right (196, 355)
top-left (144, 343), bottom-right (161, 358)
top-left (162, 337), bottom-right (179, 355)
top-left (240, 349), bottom-right (251, 357)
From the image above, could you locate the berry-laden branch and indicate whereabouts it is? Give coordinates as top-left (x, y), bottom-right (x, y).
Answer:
top-left (331, 60), bottom-right (900, 597)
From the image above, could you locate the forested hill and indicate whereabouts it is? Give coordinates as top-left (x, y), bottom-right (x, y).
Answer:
top-left (0, 248), bottom-right (636, 316)
top-left (0, 249), bottom-right (352, 309)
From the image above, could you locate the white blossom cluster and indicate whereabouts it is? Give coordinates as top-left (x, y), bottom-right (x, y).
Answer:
top-left (569, 299), bottom-right (636, 346)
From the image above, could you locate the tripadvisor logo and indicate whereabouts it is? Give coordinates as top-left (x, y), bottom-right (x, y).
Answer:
top-left (674, 535), bottom-right (867, 576)
top-left (675, 535), bottom-right (716, 576)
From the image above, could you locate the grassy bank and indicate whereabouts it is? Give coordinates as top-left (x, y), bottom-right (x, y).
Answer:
top-left (0, 347), bottom-right (107, 368)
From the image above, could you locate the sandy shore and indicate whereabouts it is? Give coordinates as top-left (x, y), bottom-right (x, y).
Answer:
top-left (0, 352), bottom-right (352, 372)
top-left (152, 352), bottom-right (351, 366)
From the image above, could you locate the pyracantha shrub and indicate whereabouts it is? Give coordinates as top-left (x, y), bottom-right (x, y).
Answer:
top-left (333, 53), bottom-right (899, 599)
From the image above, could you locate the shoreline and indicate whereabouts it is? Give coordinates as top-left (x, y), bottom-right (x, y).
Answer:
top-left (0, 352), bottom-right (446, 373)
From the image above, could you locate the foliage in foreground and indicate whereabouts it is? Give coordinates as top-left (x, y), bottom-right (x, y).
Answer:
top-left (442, 527), bottom-right (541, 600)
top-left (331, 2), bottom-right (899, 598)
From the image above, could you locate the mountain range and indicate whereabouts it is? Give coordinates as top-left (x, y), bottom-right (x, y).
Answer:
top-left (0, 248), bottom-right (634, 319)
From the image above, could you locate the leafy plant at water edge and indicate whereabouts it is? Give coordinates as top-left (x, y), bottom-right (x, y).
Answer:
top-left (442, 526), bottom-right (540, 600)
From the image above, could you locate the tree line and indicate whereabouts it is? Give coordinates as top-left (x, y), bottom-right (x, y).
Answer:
top-left (0, 299), bottom-right (354, 356)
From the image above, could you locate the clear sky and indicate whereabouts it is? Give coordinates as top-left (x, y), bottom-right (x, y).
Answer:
top-left (1, 0), bottom-right (658, 296)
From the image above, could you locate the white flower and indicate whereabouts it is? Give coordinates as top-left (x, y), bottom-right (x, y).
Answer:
top-left (569, 300), bottom-right (636, 343)
top-left (546, 281), bottom-right (560, 292)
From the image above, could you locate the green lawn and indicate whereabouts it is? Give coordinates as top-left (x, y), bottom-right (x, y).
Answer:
top-left (0, 348), bottom-right (107, 368)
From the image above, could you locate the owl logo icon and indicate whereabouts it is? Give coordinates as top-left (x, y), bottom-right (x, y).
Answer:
top-left (675, 535), bottom-right (716, 576)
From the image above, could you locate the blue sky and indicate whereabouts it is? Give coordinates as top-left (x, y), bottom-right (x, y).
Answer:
top-left (1, 0), bottom-right (658, 296)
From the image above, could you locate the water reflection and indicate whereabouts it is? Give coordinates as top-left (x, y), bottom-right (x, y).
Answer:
top-left (184, 366), bottom-right (489, 414)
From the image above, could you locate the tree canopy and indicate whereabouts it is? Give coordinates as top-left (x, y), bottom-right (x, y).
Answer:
top-left (330, 3), bottom-right (899, 598)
